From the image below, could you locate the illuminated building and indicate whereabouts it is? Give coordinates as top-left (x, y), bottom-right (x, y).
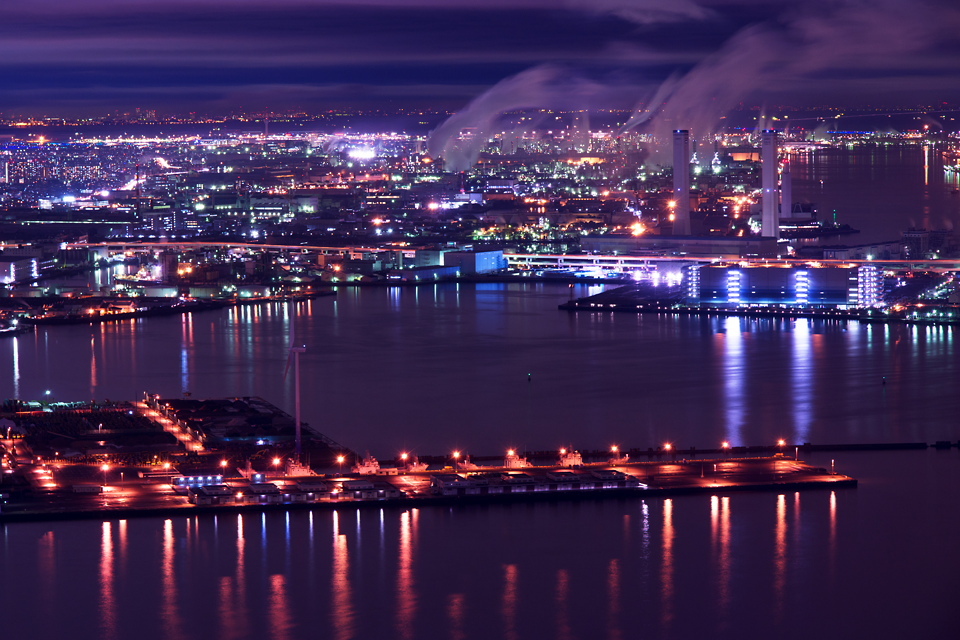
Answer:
top-left (0, 256), bottom-right (40, 284)
top-left (685, 263), bottom-right (884, 309)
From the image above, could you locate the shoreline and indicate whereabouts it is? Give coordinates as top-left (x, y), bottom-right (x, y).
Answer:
top-left (0, 477), bottom-right (858, 525)
top-left (0, 456), bottom-right (856, 524)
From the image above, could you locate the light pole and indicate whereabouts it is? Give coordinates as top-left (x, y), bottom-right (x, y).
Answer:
top-left (452, 450), bottom-right (461, 473)
top-left (337, 455), bottom-right (345, 475)
top-left (101, 463), bottom-right (110, 486)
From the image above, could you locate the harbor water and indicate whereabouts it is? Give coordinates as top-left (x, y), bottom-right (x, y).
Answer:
top-left (1, 145), bottom-right (959, 638)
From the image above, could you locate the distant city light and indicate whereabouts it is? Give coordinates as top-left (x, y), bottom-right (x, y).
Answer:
top-left (347, 147), bottom-right (376, 161)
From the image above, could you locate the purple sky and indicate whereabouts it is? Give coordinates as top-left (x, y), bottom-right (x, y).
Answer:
top-left (3, 0), bottom-right (960, 117)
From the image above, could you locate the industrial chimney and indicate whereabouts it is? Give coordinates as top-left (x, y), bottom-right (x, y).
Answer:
top-left (761, 130), bottom-right (780, 239)
top-left (672, 130), bottom-right (691, 235)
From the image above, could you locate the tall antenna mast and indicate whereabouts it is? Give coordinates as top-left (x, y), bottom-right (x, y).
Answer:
top-left (284, 301), bottom-right (305, 458)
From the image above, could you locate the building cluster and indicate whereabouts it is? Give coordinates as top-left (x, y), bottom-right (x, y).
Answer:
top-left (0, 114), bottom-right (957, 311)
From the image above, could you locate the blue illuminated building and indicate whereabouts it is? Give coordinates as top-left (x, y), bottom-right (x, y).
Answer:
top-left (685, 264), bottom-right (883, 309)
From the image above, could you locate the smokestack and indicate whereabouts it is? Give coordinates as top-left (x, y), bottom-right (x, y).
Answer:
top-left (672, 130), bottom-right (691, 235)
top-left (780, 157), bottom-right (792, 218)
top-left (761, 130), bottom-right (779, 238)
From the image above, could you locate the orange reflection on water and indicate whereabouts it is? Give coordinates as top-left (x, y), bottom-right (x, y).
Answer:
top-left (332, 511), bottom-right (355, 640)
top-left (711, 496), bottom-right (732, 623)
top-left (448, 593), bottom-right (466, 640)
top-left (774, 494), bottom-right (787, 619)
top-left (829, 490), bottom-right (838, 582)
top-left (608, 558), bottom-right (622, 640)
top-left (100, 522), bottom-right (116, 640)
top-left (396, 509), bottom-right (417, 640)
top-left (235, 513), bottom-right (247, 629)
top-left (218, 576), bottom-right (241, 640)
top-left (720, 497), bottom-right (731, 608)
top-left (661, 498), bottom-right (675, 629)
top-left (794, 492), bottom-right (802, 547)
top-left (502, 564), bottom-right (518, 640)
top-left (556, 569), bottom-right (572, 640)
top-left (162, 519), bottom-right (183, 639)
top-left (270, 573), bottom-right (293, 640)
top-left (118, 520), bottom-right (127, 571)
top-left (39, 530), bottom-right (55, 604)
top-left (90, 335), bottom-right (98, 396)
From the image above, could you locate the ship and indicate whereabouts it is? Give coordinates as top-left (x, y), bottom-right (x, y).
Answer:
top-left (779, 203), bottom-right (859, 239)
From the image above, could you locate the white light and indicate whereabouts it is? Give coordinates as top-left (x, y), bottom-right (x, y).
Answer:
top-left (347, 147), bottom-right (376, 161)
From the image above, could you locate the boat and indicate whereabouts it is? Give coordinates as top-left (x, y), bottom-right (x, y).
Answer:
top-left (779, 203), bottom-right (859, 239)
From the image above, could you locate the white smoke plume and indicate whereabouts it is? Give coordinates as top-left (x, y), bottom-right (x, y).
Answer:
top-left (427, 65), bottom-right (617, 172)
top-left (627, 0), bottom-right (959, 155)
top-left (431, 0), bottom-right (960, 171)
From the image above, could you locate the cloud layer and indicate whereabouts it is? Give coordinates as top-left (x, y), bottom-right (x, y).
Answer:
top-left (2, 0), bottom-right (959, 116)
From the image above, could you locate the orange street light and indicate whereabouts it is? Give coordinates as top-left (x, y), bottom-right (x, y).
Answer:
top-left (611, 445), bottom-right (619, 454)
top-left (721, 441), bottom-right (730, 450)
top-left (777, 439), bottom-right (786, 447)
top-left (664, 443), bottom-right (673, 452)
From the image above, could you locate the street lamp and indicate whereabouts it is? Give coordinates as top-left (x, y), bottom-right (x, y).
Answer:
top-left (663, 443), bottom-right (673, 452)
top-left (101, 463), bottom-right (110, 486)
top-left (399, 452), bottom-right (408, 470)
top-left (721, 441), bottom-right (730, 450)
top-left (452, 450), bottom-right (461, 472)
top-left (272, 457), bottom-right (282, 475)
top-left (336, 455), bottom-right (345, 474)
top-left (611, 445), bottom-right (619, 454)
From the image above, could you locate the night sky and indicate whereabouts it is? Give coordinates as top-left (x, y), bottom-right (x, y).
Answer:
top-left (4, 0), bottom-right (960, 116)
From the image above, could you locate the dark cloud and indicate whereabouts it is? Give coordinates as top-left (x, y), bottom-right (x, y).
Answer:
top-left (1, 0), bottom-right (960, 116)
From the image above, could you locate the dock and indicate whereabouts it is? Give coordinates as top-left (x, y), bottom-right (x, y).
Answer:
top-left (0, 455), bottom-right (855, 524)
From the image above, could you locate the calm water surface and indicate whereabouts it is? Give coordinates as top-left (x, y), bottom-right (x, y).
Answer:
top-left (2, 145), bottom-right (960, 638)
top-left (1, 450), bottom-right (958, 640)
top-left (1, 285), bottom-right (959, 639)
top-left (3, 283), bottom-right (959, 453)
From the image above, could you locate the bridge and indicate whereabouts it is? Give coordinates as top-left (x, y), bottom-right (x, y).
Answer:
top-left (64, 241), bottom-right (960, 273)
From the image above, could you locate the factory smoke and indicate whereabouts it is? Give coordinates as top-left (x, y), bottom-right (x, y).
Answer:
top-left (427, 65), bottom-right (623, 172)
top-left (429, 0), bottom-right (960, 170)
top-left (626, 0), bottom-right (955, 149)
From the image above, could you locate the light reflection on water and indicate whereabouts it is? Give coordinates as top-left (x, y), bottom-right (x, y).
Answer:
top-left (3, 284), bottom-right (958, 453)
top-left (0, 460), bottom-right (959, 640)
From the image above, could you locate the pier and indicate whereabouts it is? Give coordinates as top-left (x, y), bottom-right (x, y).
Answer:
top-left (0, 454), bottom-right (855, 524)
